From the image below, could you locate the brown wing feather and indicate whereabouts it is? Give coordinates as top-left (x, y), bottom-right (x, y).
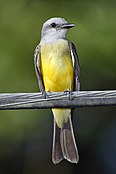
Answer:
top-left (34, 44), bottom-right (45, 92)
top-left (69, 42), bottom-right (80, 91)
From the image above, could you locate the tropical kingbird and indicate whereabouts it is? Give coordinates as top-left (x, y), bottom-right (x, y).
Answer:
top-left (34, 17), bottom-right (80, 164)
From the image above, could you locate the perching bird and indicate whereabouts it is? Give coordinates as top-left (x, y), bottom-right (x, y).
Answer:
top-left (34, 17), bottom-right (80, 164)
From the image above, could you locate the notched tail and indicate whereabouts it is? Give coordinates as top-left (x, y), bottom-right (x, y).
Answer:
top-left (52, 116), bottom-right (79, 164)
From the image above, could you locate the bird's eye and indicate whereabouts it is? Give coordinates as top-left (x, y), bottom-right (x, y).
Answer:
top-left (51, 23), bottom-right (56, 28)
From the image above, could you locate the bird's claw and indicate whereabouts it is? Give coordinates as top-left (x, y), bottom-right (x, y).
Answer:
top-left (42, 90), bottom-right (51, 99)
top-left (63, 90), bottom-right (74, 100)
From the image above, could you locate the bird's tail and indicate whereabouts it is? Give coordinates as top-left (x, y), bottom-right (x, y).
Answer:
top-left (52, 114), bottom-right (79, 164)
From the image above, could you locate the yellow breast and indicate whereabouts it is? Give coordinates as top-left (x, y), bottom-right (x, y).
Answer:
top-left (40, 40), bottom-right (73, 92)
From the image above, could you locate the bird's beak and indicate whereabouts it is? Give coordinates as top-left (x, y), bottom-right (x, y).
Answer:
top-left (61, 23), bottom-right (75, 29)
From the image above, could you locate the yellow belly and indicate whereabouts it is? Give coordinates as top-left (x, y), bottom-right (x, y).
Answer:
top-left (40, 40), bottom-right (73, 92)
top-left (40, 40), bottom-right (73, 128)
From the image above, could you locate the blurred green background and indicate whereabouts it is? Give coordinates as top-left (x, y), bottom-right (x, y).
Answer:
top-left (0, 0), bottom-right (116, 173)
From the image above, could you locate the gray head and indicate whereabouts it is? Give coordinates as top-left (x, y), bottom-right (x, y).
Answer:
top-left (40, 17), bottom-right (75, 43)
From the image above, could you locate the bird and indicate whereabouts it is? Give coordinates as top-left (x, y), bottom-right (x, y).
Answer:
top-left (34, 17), bottom-right (80, 164)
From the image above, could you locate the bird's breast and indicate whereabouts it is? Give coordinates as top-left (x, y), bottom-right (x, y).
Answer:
top-left (40, 40), bottom-right (73, 92)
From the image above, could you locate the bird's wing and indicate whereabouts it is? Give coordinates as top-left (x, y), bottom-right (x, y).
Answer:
top-left (34, 44), bottom-right (45, 92)
top-left (69, 42), bottom-right (80, 91)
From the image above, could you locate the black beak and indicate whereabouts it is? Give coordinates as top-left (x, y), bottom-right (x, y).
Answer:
top-left (61, 23), bottom-right (75, 29)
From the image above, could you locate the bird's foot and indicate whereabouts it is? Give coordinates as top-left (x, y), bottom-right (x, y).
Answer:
top-left (63, 90), bottom-right (74, 100)
top-left (42, 90), bottom-right (51, 99)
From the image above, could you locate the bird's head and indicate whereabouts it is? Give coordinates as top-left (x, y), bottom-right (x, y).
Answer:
top-left (40, 17), bottom-right (75, 43)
